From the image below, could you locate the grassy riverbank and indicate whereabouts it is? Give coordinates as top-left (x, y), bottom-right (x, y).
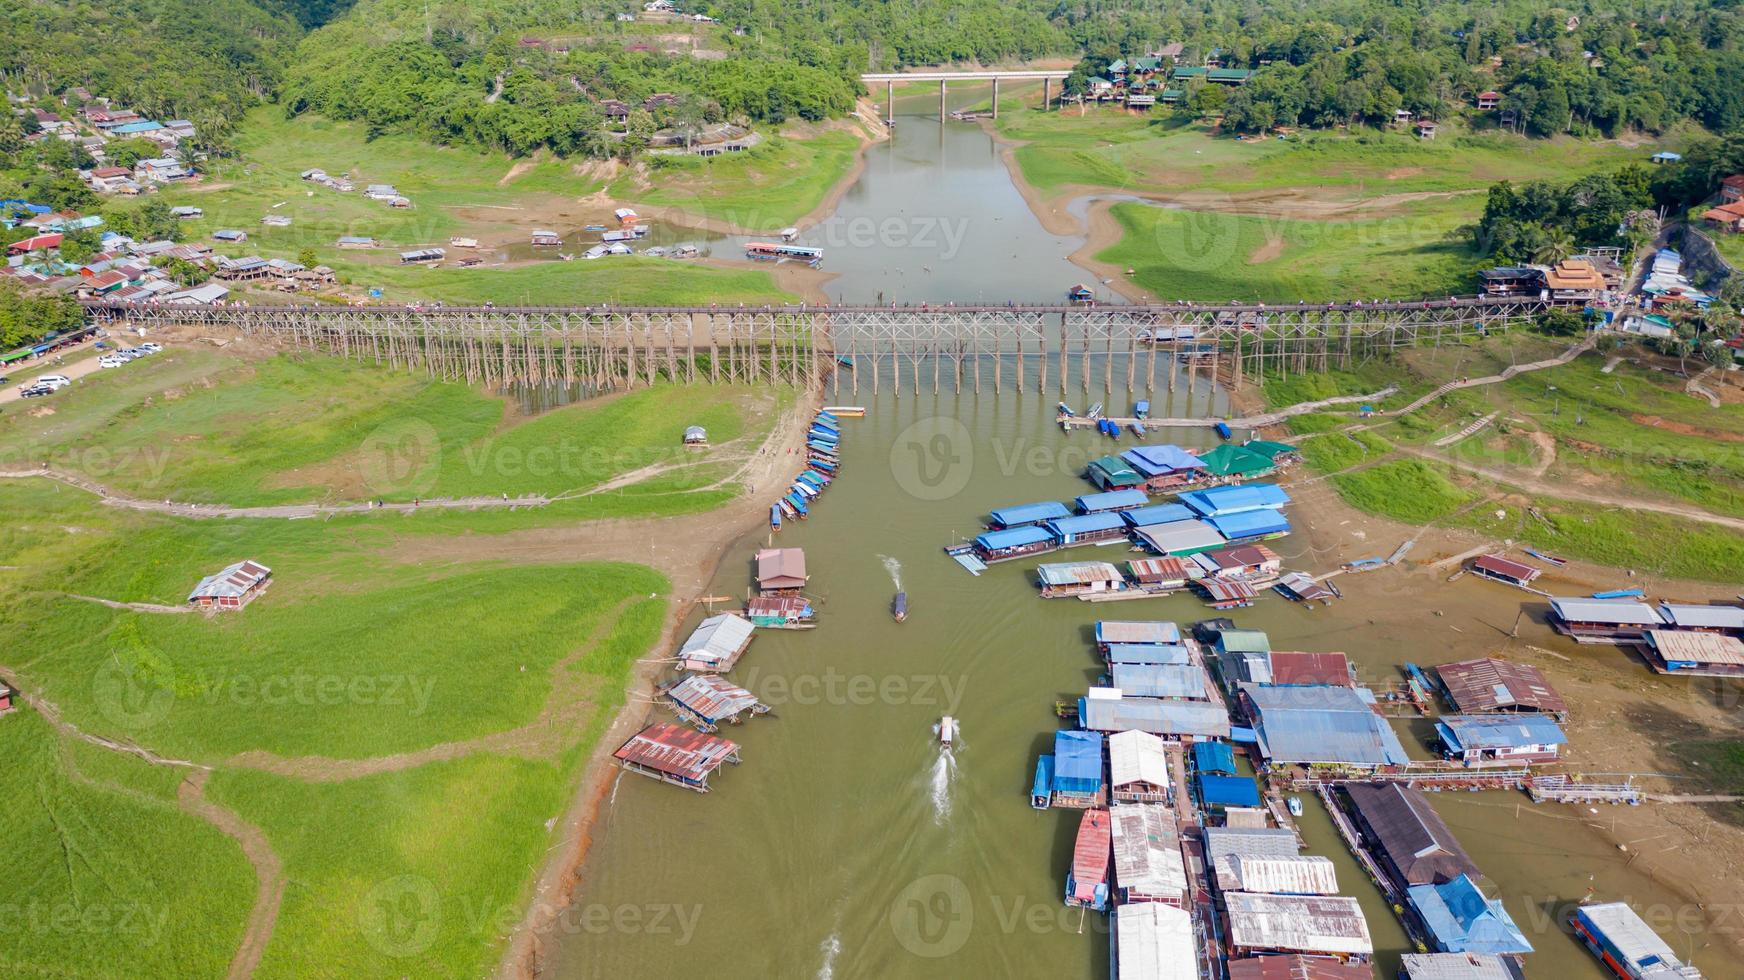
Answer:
top-left (608, 129), bottom-right (865, 230)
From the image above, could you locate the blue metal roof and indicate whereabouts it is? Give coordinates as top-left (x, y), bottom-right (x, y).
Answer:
top-left (1179, 483), bottom-right (1291, 517)
top-left (989, 500), bottom-right (1071, 527)
top-left (1111, 663), bottom-right (1204, 699)
top-left (1121, 503), bottom-right (1194, 528)
top-left (1105, 643), bottom-right (1191, 665)
top-left (1075, 488), bottom-right (1149, 513)
top-left (1407, 875), bottom-right (1533, 954)
top-left (973, 524), bottom-right (1055, 551)
top-left (1436, 715), bottom-right (1567, 752)
top-left (1206, 508), bottom-right (1290, 539)
top-left (1121, 444), bottom-right (1205, 477)
top-left (1054, 730), bottom-right (1104, 794)
top-left (1197, 774), bottom-right (1261, 807)
top-left (1047, 512), bottom-right (1128, 540)
top-left (1248, 685), bottom-right (1410, 766)
top-left (1192, 740), bottom-right (1236, 775)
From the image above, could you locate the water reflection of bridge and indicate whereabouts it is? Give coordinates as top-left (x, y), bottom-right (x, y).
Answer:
top-left (83, 298), bottom-right (1543, 396)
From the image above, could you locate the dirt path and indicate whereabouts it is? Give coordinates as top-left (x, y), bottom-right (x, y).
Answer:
top-left (1384, 336), bottom-right (1595, 417)
top-left (61, 592), bottom-right (193, 614)
top-left (178, 769), bottom-right (284, 980)
top-left (1524, 429), bottom-right (1557, 478)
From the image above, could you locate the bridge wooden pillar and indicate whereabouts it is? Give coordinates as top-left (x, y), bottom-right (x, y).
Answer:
top-left (991, 78), bottom-right (999, 119)
top-left (939, 79), bottom-right (946, 122)
top-left (886, 80), bottom-right (894, 122)
top-left (1043, 78), bottom-right (1051, 111)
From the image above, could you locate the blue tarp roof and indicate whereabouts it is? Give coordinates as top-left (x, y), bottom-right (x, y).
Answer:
top-left (1105, 643), bottom-right (1191, 665)
top-left (1075, 488), bottom-right (1150, 513)
top-left (1197, 774), bottom-right (1262, 807)
top-left (1111, 663), bottom-right (1204, 699)
top-left (1047, 513), bottom-right (1128, 540)
top-left (1436, 715), bottom-right (1567, 752)
top-left (1193, 740), bottom-right (1236, 775)
top-left (1230, 726), bottom-right (1258, 744)
top-left (974, 525), bottom-right (1054, 551)
top-left (1407, 875), bottom-right (1534, 954)
top-left (1206, 508), bottom-right (1291, 539)
top-left (1122, 503), bottom-right (1194, 528)
top-left (1121, 444), bottom-right (1205, 477)
top-left (1054, 730), bottom-right (1104, 794)
top-left (1179, 483), bottom-right (1291, 517)
top-left (1248, 685), bottom-right (1410, 767)
top-left (989, 501), bottom-right (1071, 527)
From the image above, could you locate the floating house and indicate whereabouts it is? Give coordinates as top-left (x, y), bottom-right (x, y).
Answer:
top-left (1109, 730), bottom-right (1172, 802)
top-left (1066, 808), bottom-right (1113, 911)
top-left (1436, 714), bottom-right (1567, 765)
top-left (743, 595), bottom-right (814, 628)
top-left (1112, 903), bottom-right (1196, 980)
top-left (1407, 875), bottom-right (1533, 955)
top-left (1106, 643), bottom-right (1192, 667)
top-left (1192, 740), bottom-right (1236, 776)
top-left (1052, 730), bottom-right (1106, 807)
top-left (1221, 854), bottom-right (1339, 896)
top-left (1344, 783), bottom-right (1478, 888)
top-left (187, 560), bottom-right (272, 611)
top-left (1642, 630), bottom-right (1744, 677)
top-left (1112, 663), bottom-right (1206, 700)
top-left (663, 674), bottom-right (767, 731)
top-left (1120, 444), bottom-right (1208, 493)
top-left (613, 721), bottom-right (740, 792)
top-left (754, 548), bottom-right (808, 594)
top-left (1198, 773), bottom-right (1262, 810)
top-left (1086, 454), bottom-right (1145, 492)
top-left (675, 613), bottom-right (755, 673)
top-left (1204, 508), bottom-right (1291, 543)
top-left (1194, 444), bottom-right (1277, 481)
top-left (1223, 892), bottom-right (1373, 959)
top-left (1205, 826), bottom-right (1301, 884)
top-left (1216, 629), bottom-right (1271, 657)
top-left (988, 500), bottom-right (1072, 528)
top-left (1197, 544), bottom-right (1283, 580)
top-left (1268, 651), bottom-right (1354, 687)
top-left (1037, 560), bottom-right (1127, 597)
top-left (1572, 901), bottom-right (1705, 980)
top-left (1197, 578), bottom-right (1258, 609)
top-left (1075, 488), bottom-right (1150, 515)
top-left (1096, 621), bottom-right (1181, 647)
top-left (1127, 557), bottom-right (1192, 591)
top-left (530, 229), bottom-right (563, 246)
top-left (1121, 503), bottom-right (1195, 529)
top-left (1180, 483), bottom-right (1291, 518)
top-left (1245, 685), bottom-right (1410, 769)
top-left (1435, 658), bottom-right (1566, 718)
top-left (1399, 953), bottom-right (1524, 980)
top-left (1470, 554), bottom-right (1541, 589)
top-left (1228, 955), bottom-right (1373, 979)
top-left (1134, 519), bottom-right (1226, 557)
top-left (1110, 802), bottom-right (1187, 904)
top-left (972, 525), bottom-right (1056, 562)
top-left (1045, 512), bottom-right (1130, 547)
top-left (1657, 603), bottom-right (1744, 637)
top-left (1079, 689), bottom-right (1232, 738)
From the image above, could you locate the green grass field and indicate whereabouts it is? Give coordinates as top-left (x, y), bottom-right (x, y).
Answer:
top-left (609, 131), bottom-right (863, 230)
top-left (1098, 197), bottom-right (1479, 301)
top-left (318, 255), bottom-right (797, 306)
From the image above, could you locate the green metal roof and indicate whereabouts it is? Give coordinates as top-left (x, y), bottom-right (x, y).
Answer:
top-left (1217, 628), bottom-right (1271, 654)
top-left (1089, 454), bottom-right (1142, 484)
top-left (1242, 440), bottom-right (1297, 460)
top-left (1195, 444), bottom-right (1275, 477)
top-left (1172, 66), bottom-right (1207, 78)
top-left (1207, 68), bottom-right (1254, 82)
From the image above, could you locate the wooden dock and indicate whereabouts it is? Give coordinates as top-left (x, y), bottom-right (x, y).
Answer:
top-left (1529, 774), bottom-right (1643, 805)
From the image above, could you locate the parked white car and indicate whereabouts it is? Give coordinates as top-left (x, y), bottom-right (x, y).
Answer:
top-left (99, 355), bottom-right (128, 368)
top-left (33, 374), bottom-right (72, 390)
top-left (137, 343), bottom-right (162, 354)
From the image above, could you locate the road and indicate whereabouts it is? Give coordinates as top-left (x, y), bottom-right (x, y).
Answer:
top-left (0, 339), bottom-right (113, 405)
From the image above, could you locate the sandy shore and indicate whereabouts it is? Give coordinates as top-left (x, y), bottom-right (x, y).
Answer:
top-left (493, 385), bottom-right (823, 980)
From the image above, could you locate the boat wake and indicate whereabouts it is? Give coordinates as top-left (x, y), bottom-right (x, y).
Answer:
top-left (880, 554), bottom-right (903, 592)
top-left (816, 930), bottom-right (842, 979)
top-left (929, 745), bottom-right (956, 825)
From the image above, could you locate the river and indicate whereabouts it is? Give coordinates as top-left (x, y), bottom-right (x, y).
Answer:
top-left (545, 97), bottom-right (1729, 979)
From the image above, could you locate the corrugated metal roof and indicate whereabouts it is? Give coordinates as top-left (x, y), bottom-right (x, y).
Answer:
top-left (1111, 803), bottom-right (1186, 902)
top-left (1193, 740), bottom-right (1236, 774)
top-left (676, 614), bottom-right (754, 670)
top-left (754, 548), bottom-right (807, 587)
top-left (1121, 444), bottom-right (1205, 476)
top-left (1225, 893), bottom-right (1373, 956)
top-left (1128, 556), bottom-right (1192, 583)
top-left (666, 674), bottom-right (760, 722)
top-left (1106, 643), bottom-right (1191, 665)
top-left (1198, 773), bottom-right (1261, 807)
top-left (1201, 578), bottom-right (1258, 602)
top-left (1205, 826), bottom-right (1300, 882)
top-left (1112, 663), bottom-right (1206, 699)
top-left (1115, 903), bottom-right (1197, 980)
top-left (1398, 952), bottom-right (1523, 980)
top-left (1248, 684), bottom-right (1410, 767)
top-left (1345, 783), bottom-right (1477, 887)
top-left (1437, 714), bottom-right (1567, 751)
top-left (1048, 512), bottom-right (1130, 537)
top-left (1088, 455), bottom-right (1142, 483)
top-left (1216, 629), bottom-right (1271, 654)
top-left (1097, 621), bottom-right (1182, 645)
top-left (1194, 444), bottom-right (1276, 477)
top-left (1472, 554), bottom-right (1539, 582)
top-left (1436, 658), bottom-right (1566, 714)
top-left (1180, 483), bottom-right (1290, 516)
top-left (989, 500), bottom-right (1072, 526)
top-left (1407, 875), bottom-right (1533, 954)
top-left (1228, 955), bottom-right (1374, 979)
top-left (613, 722), bottom-right (739, 781)
top-left (1122, 503), bottom-right (1195, 528)
top-left (1037, 561), bottom-right (1124, 586)
top-left (1225, 855), bottom-right (1340, 895)
top-left (1268, 651), bottom-right (1353, 687)
top-left (1658, 603), bottom-right (1744, 630)
top-left (1550, 596), bottom-right (1664, 626)
top-left (1109, 730), bottom-right (1172, 789)
top-left (1648, 629), bottom-right (1744, 666)
top-left (1135, 520), bottom-right (1226, 555)
top-left (1075, 488), bottom-right (1150, 513)
top-left (187, 560), bottom-right (270, 601)
top-left (1080, 696), bottom-right (1231, 738)
top-left (1207, 509), bottom-right (1291, 539)
top-left (974, 524), bottom-right (1054, 550)
top-left (1054, 730), bottom-right (1103, 792)
top-left (1575, 902), bottom-right (1702, 978)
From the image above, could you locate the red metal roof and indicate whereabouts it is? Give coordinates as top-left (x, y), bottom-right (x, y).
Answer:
top-left (613, 722), bottom-right (739, 782)
top-left (8, 233), bottom-right (63, 254)
top-left (1226, 953), bottom-right (1372, 979)
top-left (755, 547), bottom-right (807, 588)
top-left (1472, 554), bottom-right (1540, 583)
top-left (1269, 651), bottom-right (1353, 687)
top-left (1129, 557), bottom-right (1190, 583)
top-left (1070, 809), bottom-right (1112, 902)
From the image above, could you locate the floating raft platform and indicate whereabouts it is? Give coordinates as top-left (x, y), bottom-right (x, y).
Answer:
top-left (1529, 775), bottom-right (1643, 805)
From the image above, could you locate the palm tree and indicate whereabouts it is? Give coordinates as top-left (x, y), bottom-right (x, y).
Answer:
top-left (1530, 228), bottom-right (1576, 265)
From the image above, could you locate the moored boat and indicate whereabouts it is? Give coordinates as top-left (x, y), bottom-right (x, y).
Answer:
top-left (1064, 809), bottom-right (1111, 911)
top-left (1214, 421), bottom-right (1233, 440)
top-left (770, 504), bottom-right (782, 530)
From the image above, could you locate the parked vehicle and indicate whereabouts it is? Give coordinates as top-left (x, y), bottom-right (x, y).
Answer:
top-left (137, 343), bottom-right (162, 354)
top-left (19, 384), bottom-right (54, 398)
top-left (99, 355), bottom-right (128, 368)
top-left (34, 375), bottom-right (72, 389)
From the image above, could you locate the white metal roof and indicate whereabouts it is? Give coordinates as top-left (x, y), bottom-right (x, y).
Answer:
top-left (1658, 603), bottom-right (1744, 630)
top-left (1399, 952), bottom-right (1522, 980)
top-left (1108, 730), bottom-right (1171, 789)
top-left (676, 614), bottom-right (754, 669)
top-left (1223, 854), bottom-right (1339, 895)
top-left (1550, 596), bottom-right (1664, 626)
top-left (1114, 903), bottom-right (1197, 980)
top-left (1577, 902), bottom-right (1702, 979)
top-left (187, 560), bottom-right (270, 601)
top-left (1225, 892), bottom-right (1373, 956)
top-left (1110, 803), bottom-right (1186, 901)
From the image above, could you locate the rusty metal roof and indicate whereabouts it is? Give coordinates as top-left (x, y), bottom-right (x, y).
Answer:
top-left (665, 674), bottom-right (761, 722)
top-left (613, 722), bottom-right (739, 781)
top-left (1268, 651), bottom-right (1353, 687)
top-left (1436, 657), bottom-right (1566, 714)
top-left (1111, 803), bottom-right (1186, 902)
top-left (1225, 893), bottom-right (1373, 956)
top-left (187, 559), bottom-right (270, 601)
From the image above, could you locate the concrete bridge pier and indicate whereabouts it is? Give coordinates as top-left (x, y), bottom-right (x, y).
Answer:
top-left (939, 79), bottom-right (946, 121)
top-left (886, 80), bottom-right (893, 121)
top-left (1042, 78), bottom-right (1050, 111)
top-left (991, 77), bottom-right (999, 119)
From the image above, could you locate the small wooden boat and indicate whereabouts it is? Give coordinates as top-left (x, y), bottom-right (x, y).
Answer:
top-left (820, 406), bottom-right (865, 417)
top-left (939, 715), bottom-right (957, 746)
top-left (1592, 588), bottom-right (1644, 599)
top-left (1525, 547), bottom-right (1568, 566)
top-left (1087, 402), bottom-right (1103, 418)
top-left (1058, 401), bottom-right (1076, 417)
top-left (1286, 796), bottom-right (1304, 817)
top-left (1129, 422), bottom-right (1146, 437)
top-left (770, 504), bottom-right (782, 530)
top-left (1214, 421), bottom-right (1233, 440)
top-left (1134, 400), bottom-right (1150, 419)
top-left (1065, 809), bottom-right (1112, 911)
top-left (778, 498), bottom-right (797, 519)
top-left (892, 592), bottom-right (907, 622)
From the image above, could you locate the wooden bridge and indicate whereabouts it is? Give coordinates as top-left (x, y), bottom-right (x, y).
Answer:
top-left (82, 297), bottom-right (1544, 396)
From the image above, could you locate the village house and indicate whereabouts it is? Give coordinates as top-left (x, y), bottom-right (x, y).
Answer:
top-left (1541, 258), bottom-right (1608, 305)
top-left (675, 613), bottom-right (755, 673)
top-left (1435, 657), bottom-right (1566, 718)
top-left (613, 721), bottom-right (740, 793)
top-left (187, 560), bottom-right (272, 611)
top-left (1721, 175), bottom-right (1744, 203)
top-left (1476, 90), bottom-right (1501, 110)
top-left (1435, 714), bottom-right (1567, 765)
top-left (134, 157), bottom-right (190, 183)
top-left (754, 547), bottom-right (808, 594)
top-left (86, 166), bottom-right (137, 193)
top-left (1701, 200), bottom-right (1744, 233)
top-left (1345, 782), bottom-right (1478, 889)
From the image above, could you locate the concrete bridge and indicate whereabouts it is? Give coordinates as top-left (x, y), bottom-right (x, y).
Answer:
top-left (860, 69), bottom-right (1072, 121)
top-left (84, 297), bottom-right (1542, 397)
